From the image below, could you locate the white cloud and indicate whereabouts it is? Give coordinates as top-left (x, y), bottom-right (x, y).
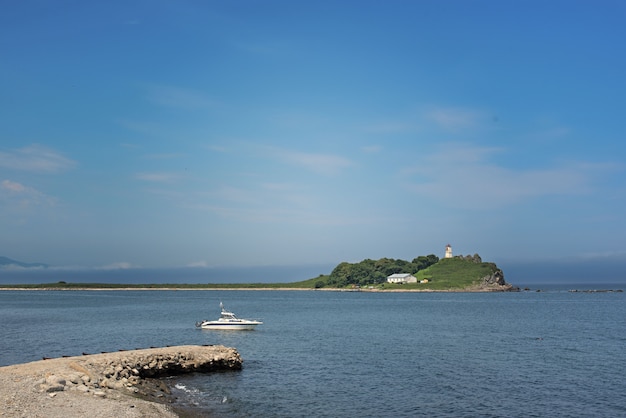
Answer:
top-left (145, 85), bottom-right (220, 110)
top-left (363, 122), bottom-right (418, 134)
top-left (142, 152), bottom-right (186, 160)
top-left (233, 40), bottom-right (288, 56)
top-left (405, 143), bottom-right (618, 209)
top-left (0, 179), bottom-right (57, 208)
top-left (577, 250), bottom-right (626, 260)
top-left (189, 202), bottom-right (379, 226)
top-left (187, 261), bottom-right (209, 268)
top-left (0, 263), bottom-right (46, 271)
top-left (261, 182), bottom-right (294, 191)
top-left (361, 145), bottom-right (382, 153)
top-left (360, 104), bottom-right (491, 136)
top-left (425, 106), bottom-right (489, 132)
top-left (0, 144), bottom-right (76, 173)
top-left (270, 148), bottom-right (354, 175)
top-left (213, 185), bottom-right (258, 204)
top-left (117, 119), bottom-right (165, 136)
top-left (98, 262), bottom-right (136, 270)
top-left (526, 126), bottom-right (571, 142)
top-left (135, 172), bottom-right (182, 183)
top-left (1, 179), bottom-right (26, 192)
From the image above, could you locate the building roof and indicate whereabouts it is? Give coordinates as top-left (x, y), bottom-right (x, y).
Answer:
top-left (387, 273), bottom-right (414, 278)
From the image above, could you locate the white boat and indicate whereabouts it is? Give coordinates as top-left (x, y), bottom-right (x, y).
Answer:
top-left (195, 302), bottom-right (262, 330)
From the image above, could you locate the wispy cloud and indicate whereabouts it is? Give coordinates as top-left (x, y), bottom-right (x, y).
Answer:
top-left (187, 260), bottom-right (209, 268)
top-left (145, 85), bottom-right (220, 110)
top-left (213, 185), bottom-right (258, 204)
top-left (363, 121), bottom-right (419, 134)
top-left (33, 263), bottom-right (141, 272)
top-left (135, 172), bottom-right (182, 183)
top-left (182, 178), bottom-right (361, 226)
top-left (526, 126), bottom-right (571, 142)
top-left (189, 202), bottom-right (378, 226)
top-left (425, 106), bottom-right (490, 132)
top-left (206, 144), bottom-right (229, 153)
top-left (97, 262), bottom-right (137, 270)
top-left (1, 180), bottom-right (27, 193)
top-left (190, 183), bottom-right (305, 215)
top-left (0, 263), bottom-right (47, 271)
top-left (361, 145), bottom-right (383, 153)
top-left (404, 143), bottom-right (619, 209)
top-left (0, 144), bottom-right (76, 173)
top-left (577, 250), bottom-right (626, 260)
top-left (270, 147), bottom-right (354, 175)
top-left (142, 152), bottom-right (186, 160)
top-left (360, 105), bottom-right (490, 136)
top-left (117, 119), bottom-right (165, 136)
top-left (233, 40), bottom-right (289, 56)
top-left (0, 179), bottom-right (57, 208)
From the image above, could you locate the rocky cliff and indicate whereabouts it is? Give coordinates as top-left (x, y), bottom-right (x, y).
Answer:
top-left (477, 268), bottom-right (517, 291)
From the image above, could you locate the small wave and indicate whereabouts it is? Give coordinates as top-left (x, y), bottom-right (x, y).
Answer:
top-left (174, 383), bottom-right (200, 394)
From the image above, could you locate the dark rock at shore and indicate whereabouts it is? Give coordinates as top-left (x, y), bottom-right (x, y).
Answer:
top-left (132, 377), bottom-right (172, 402)
top-left (482, 269), bottom-right (506, 286)
top-left (478, 268), bottom-right (518, 291)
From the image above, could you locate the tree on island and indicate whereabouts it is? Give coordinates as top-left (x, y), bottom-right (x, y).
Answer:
top-left (325, 254), bottom-right (440, 288)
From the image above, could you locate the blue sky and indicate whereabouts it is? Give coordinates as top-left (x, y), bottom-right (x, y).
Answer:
top-left (1, 1), bottom-right (626, 280)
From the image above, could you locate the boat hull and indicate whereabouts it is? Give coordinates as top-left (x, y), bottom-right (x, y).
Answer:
top-left (198, 321), bottom-right (261, 331)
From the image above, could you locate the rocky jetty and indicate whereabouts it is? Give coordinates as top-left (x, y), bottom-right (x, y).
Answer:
top-left (37, 345), bottom-right (241, 394)
top-left (0, 345), bottom-right (242, 417)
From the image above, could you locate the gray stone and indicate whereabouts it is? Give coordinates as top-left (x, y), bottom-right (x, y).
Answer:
top-left (45, 375), bottom-right (66, 386)
top-left (45, 384), bottom-right (65, 393)
top-left (75, 384), bottom-right (90, 393)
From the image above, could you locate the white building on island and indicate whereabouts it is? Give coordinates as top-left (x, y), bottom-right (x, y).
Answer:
top-left (445, 244), bottom-right (453, 258)
top-left (387, 273), bottom-right (417, 284)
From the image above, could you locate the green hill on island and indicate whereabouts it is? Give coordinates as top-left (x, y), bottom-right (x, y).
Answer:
top-left (295, 253), bottom-right (514, 291)
top-left (411, 257), bottom-right (509, 290)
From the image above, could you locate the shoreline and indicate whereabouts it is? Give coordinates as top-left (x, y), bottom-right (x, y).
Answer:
top-left (0, 345), bottom-right (241, 418)
top-left (0, 285), bottom-right (518, 292)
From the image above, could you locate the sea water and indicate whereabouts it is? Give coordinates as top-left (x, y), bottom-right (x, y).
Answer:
top-left (1, 288), bottom-right (625, 417)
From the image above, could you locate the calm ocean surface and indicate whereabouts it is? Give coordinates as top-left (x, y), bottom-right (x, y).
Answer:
top-left (1, 288), bottom-right (625, 417)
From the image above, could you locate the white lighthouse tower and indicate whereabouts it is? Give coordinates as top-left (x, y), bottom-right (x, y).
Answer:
top-left (444, 244), bottom-right (453, 259)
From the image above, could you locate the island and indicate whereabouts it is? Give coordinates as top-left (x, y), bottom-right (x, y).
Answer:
top-left (298, 250), bottom-right (516, 292)
top-left (0, 247), bottom-right (517, 292)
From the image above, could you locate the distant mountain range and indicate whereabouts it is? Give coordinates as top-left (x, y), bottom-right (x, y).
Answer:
top-left (0, 256), bottom-right (48, 269)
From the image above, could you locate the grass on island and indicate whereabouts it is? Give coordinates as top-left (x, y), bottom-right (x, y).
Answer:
top-left (377, 258), bottom-right (500, 290)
